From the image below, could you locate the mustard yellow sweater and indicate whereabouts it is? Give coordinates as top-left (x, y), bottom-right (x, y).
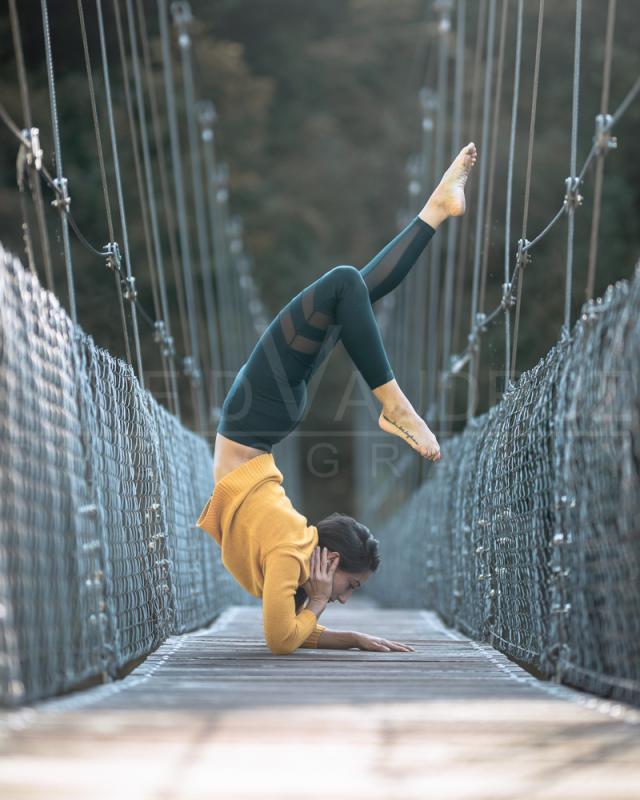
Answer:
top-left (196, 452), bottom-right (326, 654)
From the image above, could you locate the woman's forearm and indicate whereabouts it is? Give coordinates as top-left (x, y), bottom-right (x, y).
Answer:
top-left (316, 629), bottom-right (356, 649)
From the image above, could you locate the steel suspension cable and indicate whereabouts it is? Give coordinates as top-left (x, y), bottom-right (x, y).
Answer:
top-left (158, 0), bottom-right (207, 433)
top-left (113, 0), bottom-right (176, 413)
top-left (113, 0), bottom-right (161, 328)
top-left (40, 0), bottom-right (77, 323)
top-left (466, 0), bottom-right (496, 421)
top-left (585, 0), bottom-right (617, 301)
top-left (425, 0), bottom-right (452, 421)
top-left (171, 4), bottom-right (222, 415)
top-left (77, 0), bottom-right (134, 368)
top-left (95, 0), bottom-right (145, 385)
top-left (510, 0), bottom-right (544, 381)
top-left (125, 0), bottom-right (180, 418)
top-left (198, 103), bottom-right (233, 410)
top-left (562, 0), bottom-right (583, 338)
top-left (478, 0), bottom-right (508, 320)
top-left (9, 0), bottom-right (54, 290)
top-left (135, 0), bottom-right (190, 374)
top-left (503, 0), bottom-right (524, 391)
top-left (452, 0), bottom-right (486, 360)
top-left (438, 0), bottom-right (466, 436)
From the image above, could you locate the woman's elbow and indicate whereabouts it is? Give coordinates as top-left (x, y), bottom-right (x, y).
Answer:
top-left (264, 630), bottom-right (298, 656)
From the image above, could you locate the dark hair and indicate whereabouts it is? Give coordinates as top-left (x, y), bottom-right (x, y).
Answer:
top-left (295, 512), bottom-right (380, 611)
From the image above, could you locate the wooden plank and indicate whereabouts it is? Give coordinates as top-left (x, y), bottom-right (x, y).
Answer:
top-left (0, 600), bottom-right (639, 799)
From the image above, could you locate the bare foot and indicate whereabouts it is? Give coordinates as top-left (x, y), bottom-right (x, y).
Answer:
top-left (378, 405), bottom-right (441, 462)
top-left (428, 142), bottom-right (478, 218)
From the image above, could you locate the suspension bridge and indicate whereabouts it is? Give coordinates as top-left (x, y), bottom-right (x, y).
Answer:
top-left (0, 0), bottom-right (639, 797)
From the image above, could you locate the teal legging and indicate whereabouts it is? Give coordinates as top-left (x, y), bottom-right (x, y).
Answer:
top-left (217, 215), bottom-right (436, 450)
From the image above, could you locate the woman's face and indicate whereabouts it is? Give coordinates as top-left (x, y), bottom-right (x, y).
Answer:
top-left (327, 552), bottom-right (372, 604)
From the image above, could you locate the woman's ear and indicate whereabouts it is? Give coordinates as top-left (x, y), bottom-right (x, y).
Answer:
top-left (328, 551), bottom-right (340, 567)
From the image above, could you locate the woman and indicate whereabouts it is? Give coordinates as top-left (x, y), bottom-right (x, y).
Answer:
top-left (197, 143), bottom-right (478, 655)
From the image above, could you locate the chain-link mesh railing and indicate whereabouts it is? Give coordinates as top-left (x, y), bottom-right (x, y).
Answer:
top-left (0, 244), bottom-right (259, 707)
top-left (365, 263), bottom-right (640, 706)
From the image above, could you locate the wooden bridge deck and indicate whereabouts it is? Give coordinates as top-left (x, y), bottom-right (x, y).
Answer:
top-left (1, 600), bottom-right (639, 799)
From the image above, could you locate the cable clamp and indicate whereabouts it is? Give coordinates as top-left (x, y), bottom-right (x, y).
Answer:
top-left (434, 0), bottom-right (453, 32)
top-left (51, 176), bottom-right (71, 212)
top-left (473, 312), bottom-right (487, 340)
top-left (163, 335), bottom-right (175, 358)
top-left (182, 356), bottom-right (202, 386)
top-left (563, 176), bottom-right (583, 211)
top-left (153, 319), bottom-right (166, 344)
top-left (121, 275), bottom-right (137, 302)
top-left (171, 1), bottom-right (193, 47)
top-left (103, 241), bottom-right (122, 273)
top-left (500, 282), bottom-right (515, 310)
top-left (21, 127), bottom-right (43, 171)
top-left (197, 100), bottom-right (217, 140)
top-left (594, 113), bottom-right (617, 155)
top-left (516, 238), bottom-right (531, 271)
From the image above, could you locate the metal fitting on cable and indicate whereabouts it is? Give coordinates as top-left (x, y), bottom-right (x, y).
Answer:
top-left (563, 176), bottom-right (583, 211)
top-left (594, 113), bottom-right (617, 155)
top-left (516, 238), bottom-right (531, 272)
top-left (406, 153), bottom-right (422, 197)
top-left (171, 1), bottom-right (193, 48)
top-left (121, 275), bottom-right (137, 302)
top-left (196, 100), bottom-right (217, 143)
top-left (419, 86), bottom-right (438, 127)
top-left (182, 355), bottom-right (202, 387)
top-left (449, 350), bottom-right (471, 376)
top-left (103, 241), bottom-right (122, 273)
top-left (154, 321), bottom-right (175, 359)
top-left (153, 319), bottom-right (166, 344)
top-left (21, 127), bottom-right (43, 171)
top-left (215, 162), bottom-right (229, 205)
top-left (433, 0), bottom-right (453, 33)
top-left (501, 282), bottom-right (515, 310)
top-left (163, 335), bottom-right (175, 358)
top-left (51, 176), bottom-right (70, 212)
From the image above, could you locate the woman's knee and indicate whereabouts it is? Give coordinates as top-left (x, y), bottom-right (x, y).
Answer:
top-left (330, 264), bottom-right (367, 293)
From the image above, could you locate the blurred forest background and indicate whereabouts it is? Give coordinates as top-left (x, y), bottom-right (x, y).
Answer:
top-left (0, 0), bottom-right (638, 520)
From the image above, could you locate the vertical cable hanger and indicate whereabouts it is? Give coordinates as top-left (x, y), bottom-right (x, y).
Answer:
top-left (171, 2), bottom-right (223, 420)
top-left (502, 0), bottom-right (524, 393)
top-left (466, 0), bottom-right (496, 421)
top-left (561, 0), bottom-right (583, 339)
top-left (452, 0), bottom-right (487, 361)
top-left (158, 0), bottom-right (207, 433)
top-left (438, 0), bottom-right (466, 437)
top-left (585, 0), bottom-right (617, 302)
top-left (124, 0), bottom-right (180, 418)
top-left (95, 0), bottom-right (145, 386)
top-left (113, 0), bottom-right (177, 415)
top-left (135, 0), bottom-right (190, 392)
top-left (9, 0), bottom-right (53, 287)
top-left (510, 0), bottom-right (544, 383)
top-left (77, 0), bottom-right (133, 369)
top-left (41, 0), bottom-right (78, 323)
top-left (198, 100), bottom-right (230, 417)
top-left (425, 0), bottom-right (453, 425)
top-left (477, 0), bottom-right (508, 325)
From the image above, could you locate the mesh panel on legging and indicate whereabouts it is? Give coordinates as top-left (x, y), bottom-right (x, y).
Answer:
top-left (278, 216), bottom-right (435, 359)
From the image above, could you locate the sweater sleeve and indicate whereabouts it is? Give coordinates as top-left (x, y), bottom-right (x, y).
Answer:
top-left (300, 622), bottom-right (327, 649)
top-left (262, 550), bottom-right (324, 655)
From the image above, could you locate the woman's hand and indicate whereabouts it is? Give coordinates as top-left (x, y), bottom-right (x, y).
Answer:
top-left (302, 546), bottom-right (337, 604)
top-left (352, 632), bottom-right (415, 653)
